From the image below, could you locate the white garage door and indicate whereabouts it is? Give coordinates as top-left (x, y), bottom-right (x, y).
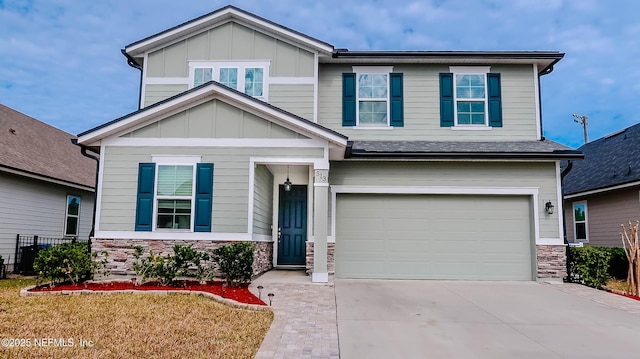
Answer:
top-left (335, 194), bottom-right (533, 280)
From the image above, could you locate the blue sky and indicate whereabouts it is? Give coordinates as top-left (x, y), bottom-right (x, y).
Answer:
top-left (1, 0), bottom-right (639, 148)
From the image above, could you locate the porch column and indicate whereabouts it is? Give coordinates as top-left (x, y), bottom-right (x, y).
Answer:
top-left (312, 168), bottom-right (329, 283)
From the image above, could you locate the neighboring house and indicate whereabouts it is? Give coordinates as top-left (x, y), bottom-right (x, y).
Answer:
top-left (0, 104), bottom-right (96, 271)
top-left (563, 123), bottom-right (640, 247)
top-left (77, 5), bottom-right (582, 282)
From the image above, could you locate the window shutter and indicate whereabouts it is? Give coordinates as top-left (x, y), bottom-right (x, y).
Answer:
top-left (439, 73), bottom-right (454, 127)
top-left (342, 73), bottom-right (356, 126)
top-left (194, 163), bottom-right (214, 232)
top-left (487, 73), bottom-right (503, 127)
top-left (389, 73), bottom-right (404, 127)
top-left (135, 163), bottom-right (155, 231)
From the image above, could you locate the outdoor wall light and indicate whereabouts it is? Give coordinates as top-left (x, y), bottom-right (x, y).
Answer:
top-left (283, 165), bottom-right (292, 192)
top-left (545, 201), bottom-right (555, 215)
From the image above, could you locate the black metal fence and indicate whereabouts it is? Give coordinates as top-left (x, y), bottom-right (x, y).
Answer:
top-left (13, 235), bottom-right (89, 275)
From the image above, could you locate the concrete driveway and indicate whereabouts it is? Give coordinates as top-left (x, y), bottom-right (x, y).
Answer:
top-left (335, 280), bottom-right (640, 359)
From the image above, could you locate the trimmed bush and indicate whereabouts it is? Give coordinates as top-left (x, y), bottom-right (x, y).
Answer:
top-left (33, 242), bottom-right (108, 285)
top-left (566, 246), bottom-right (612, 289)
top-left (132, 244), bottom-right (214, 285)
top-left (212, 242), bottom-right (254, 287)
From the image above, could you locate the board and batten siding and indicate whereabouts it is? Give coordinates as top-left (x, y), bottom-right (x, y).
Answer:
top-left (99, 146), bottom-right (324, 233)
top-left (318, 64), bottom-right (538, 141)
top-left (564, 187), bottom-right (640, 247)
top-left (144, 84), bottom-right (188, 107)
top-left (0, 172), bottom-right (94, 265)
top-left (329, 161), bottom-right (559, 238)
top-left (123, 99), bottom-right (308, 139)
top-left (253, 164), bottom-right (274, 236)
top-left (269, 84), bottom-right (314, 120)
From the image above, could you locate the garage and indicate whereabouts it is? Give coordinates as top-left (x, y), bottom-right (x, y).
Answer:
top-left (335, 194), bottom-right (534, 280)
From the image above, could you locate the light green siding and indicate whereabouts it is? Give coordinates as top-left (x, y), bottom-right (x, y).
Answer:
top-left (330, 161), bottom-right (559, 238)
top-left (318, 64), bottom-right (538, 141)
top-left (144, 84), bottom-right (188, 107)
top-left (125, 99), bottom-right (308, 139)
top-left (269, 84), bottom-right (314, 120)
top-left (99, 146), bottom-right (323, 233)
top-left (253, 164), bottom-right (274, 235)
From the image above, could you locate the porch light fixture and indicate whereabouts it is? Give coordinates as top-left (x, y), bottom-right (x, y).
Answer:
top-left (283, 166), bottom-right (292, 192)
top-left (545, 201), bottom-right (555, 215)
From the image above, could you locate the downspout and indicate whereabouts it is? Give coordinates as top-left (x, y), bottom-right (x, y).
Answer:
top-left (537, 64), bottom-right (554, 141)
top-left (72, 139), bottom-right (100, 248)
top-left (121, 49), bottom-right (144, 110)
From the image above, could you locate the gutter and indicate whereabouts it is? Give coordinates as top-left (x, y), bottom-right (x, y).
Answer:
top-left (344, 151), bottom-right (584, 160)
top-left (121, 49), bottom-right (144, 110)
top-left (72, 139), bottom-right (100, 243)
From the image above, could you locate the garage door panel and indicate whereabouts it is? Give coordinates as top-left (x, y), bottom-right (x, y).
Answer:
top-left (335, 194), bottom-right (533, 280)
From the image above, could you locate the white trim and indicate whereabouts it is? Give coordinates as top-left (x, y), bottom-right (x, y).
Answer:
top-left (251, 157), bottom-right (329, 170)
top-left (537, 237), bottom-right (564, 246)
top-left (555, 162), bottom-right (564, 239)
top-left (94, 231), bottom-right (254, 241)
top-left (269, 77), bottom-right (315, 85)
top-left (329, 185), bottom-right (542, 245)
top-left (352, 126), bottom-right (394, 130)
top-left (63, 194), bottom-right (81, 237)
top-left (533, 64), bottom-right (542, 140)
top-left (145, 77), bottom-right (190, 85)
top-left (571, 200), bottom-right (589, 243)
top-left (314, 182), bottom-right (329, 187)
top-left (449, 66), bottom-right (491, 73)
top-left (352, 67), bottom-right (394, 128)
top-left (140, 52), bottom-right (148, 108)
top-left (152, 158), bottom-right (200, 232)
top-left (103, 137), bottom-right (327, 148)
top-left (151, 155), bottom-right (201, 163)
top-left (351, 66), bottom-right (394, 74)
top-left (247, 160), bottom-right (256, 236)
top-left (95, 143), bottom-right (106, 232)
top-left (251, 234), bottom-right (273, 242)
top-left (452, 72), bottom-right (489, 127)
top-left (312, 272), bottom-right (328, 283)
top-left (313, 51), bottom-right (319, 123)
top-left (564, 180), bottom-right (640, 199)
top-left (450, 126), bottom-right (493, 131)
top-left (189, 61), bottom-right (271, 101)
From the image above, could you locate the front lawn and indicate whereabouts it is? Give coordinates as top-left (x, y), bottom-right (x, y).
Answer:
top-left (0, 277), bottom-right (273, 358)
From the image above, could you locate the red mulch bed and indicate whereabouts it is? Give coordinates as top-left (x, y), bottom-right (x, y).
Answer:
top-left (29, 280), bottom-right (267, 306)
top-left (611, 291), bottom-right (640, 302)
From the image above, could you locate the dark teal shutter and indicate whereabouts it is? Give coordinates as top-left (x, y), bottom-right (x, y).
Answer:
top-left (439, 73), bottom-right (454, 127)
top-left (194, 163), bottom-right (214, 232)
top-left (342, 73), bottom-right (356, 126)
top-left (389, 73), bottom-right (404, 127)
top-left (487, 73), bottom-right (502, 127)
top-left (135, 163), bottom-right (155, 231)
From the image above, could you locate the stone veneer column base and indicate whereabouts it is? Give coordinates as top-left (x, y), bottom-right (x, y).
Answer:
top-left (92, 239), bottom-right (273, 277)
top-left (536, 244), bottom-right (566, 279)
top-left (305, 242), bottom-right (335, 275)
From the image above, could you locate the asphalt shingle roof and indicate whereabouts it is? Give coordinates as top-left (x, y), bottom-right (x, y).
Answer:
top-left (563, 123), bottom-right (640, 196)
top-left (0, 105), bottom-right (96, 189)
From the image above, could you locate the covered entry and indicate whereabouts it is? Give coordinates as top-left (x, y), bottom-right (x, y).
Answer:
top-left (335, 194), bottom-right (534, 280)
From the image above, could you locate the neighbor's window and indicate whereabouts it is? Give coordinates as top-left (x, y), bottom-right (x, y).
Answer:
top-left (357, 73), bottom-right (389, 126)
top-left (64, 195), bottom-right (81, 236)
top-left (455, 73), bottom-right (487, 125)
top-left (156, 165), bottom-right (194, 230)
top-left (573, 202), bottom-right (588, 242)
top-left (189, 61), bottom-right (269, 99)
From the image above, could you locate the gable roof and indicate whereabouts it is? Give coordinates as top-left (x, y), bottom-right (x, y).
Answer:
top-left (563, 122), bottom-right (640, 197)
top-left (0, 104), bottom-right (96, 190)
top-left (123, 5), bottom-right (334, 62)
top-left (77, 81), bottom-right (348, 147)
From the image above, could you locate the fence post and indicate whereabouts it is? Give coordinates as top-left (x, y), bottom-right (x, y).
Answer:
top-left (13, 234), bottom-right (20, 274)
top-left (33, 235), bottom-right (39, 272)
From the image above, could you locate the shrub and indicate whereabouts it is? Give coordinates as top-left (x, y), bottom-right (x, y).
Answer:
top-left (132, 244), bottom-right (214, 285)
top-left (607, 247), bottom-right (629, 280)
top-left (212, 242), bottom-right (254, 287)
top-left (33, 243), bottom-right (109, 285)
top-left (567, 246), bottom-right (612, 289)
top-left (172, 244), bottom-right (213, 282)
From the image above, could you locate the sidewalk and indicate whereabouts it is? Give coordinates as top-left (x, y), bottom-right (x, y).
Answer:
top-left (250, 270), bottom-right (339, 359)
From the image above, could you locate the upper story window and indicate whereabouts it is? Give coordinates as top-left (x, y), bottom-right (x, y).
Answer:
top-left (64, 195), bottom-right (81, 237)
top-left (440, 66), bottom-right (502, 129)
top-left (189, 61), bottom-right (270, 100)
top-left (342, 66), bottom-right (403, 128)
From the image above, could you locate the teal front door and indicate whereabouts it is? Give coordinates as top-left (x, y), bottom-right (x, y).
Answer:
top-left (277, 185), bottom-right (307, 265)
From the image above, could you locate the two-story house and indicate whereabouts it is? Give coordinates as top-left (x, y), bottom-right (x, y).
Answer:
top-left (76, 5), bottom-right (582, 282)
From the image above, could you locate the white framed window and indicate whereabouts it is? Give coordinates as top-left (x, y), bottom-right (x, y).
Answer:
top-left (572, 201), bottom-right (589, 242)
top-left (450, 66), bottom-right (491, 126)
top-left (189, 61), bottom-right (270, 100)
top-left (152, 156), bottom-right (200, 231)
top-left (64, 195), bottom-right (81, 237)
top-left (353, 66), bottom-right (393, 127)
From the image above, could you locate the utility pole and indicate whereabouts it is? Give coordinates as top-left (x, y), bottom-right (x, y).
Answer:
top-left (572, 114), bottom-right (588, 144)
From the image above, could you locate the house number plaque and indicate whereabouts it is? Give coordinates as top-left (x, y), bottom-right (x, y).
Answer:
top-left (314, 170), bottom-right (328, 184)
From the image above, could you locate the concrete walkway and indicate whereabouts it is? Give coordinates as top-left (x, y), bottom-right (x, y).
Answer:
top-left (250, 270), bottom-right (339, 359)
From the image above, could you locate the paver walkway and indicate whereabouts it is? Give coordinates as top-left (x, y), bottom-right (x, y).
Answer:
top-left (250, 270), bottom-right (339, 359)
top-left (544, 281), bottom-right (640, 315)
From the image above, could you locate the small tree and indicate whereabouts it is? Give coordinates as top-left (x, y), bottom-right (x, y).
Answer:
top-left (620, 220), bottom-right (640, 296)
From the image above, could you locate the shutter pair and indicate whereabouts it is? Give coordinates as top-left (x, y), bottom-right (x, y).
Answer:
top-left (135, 163), bottom-right (214, 232)
top-left (440, 73), bottom-right (502, 127)
top-left (342, 73), bottom-right (404, 127)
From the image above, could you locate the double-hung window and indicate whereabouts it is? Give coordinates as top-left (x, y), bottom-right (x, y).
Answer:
top-left (342, 66), bottom-right (404, 127)
top-left (135, 157), bottom-right (214, 233)
top-left (189, 61), bottom-right (269, 100)
top-left (64, 195), bottom-right (81, 237)
top-left (573, 202), bottom-right (588, 242)
top-left (440, 66), bottom-right (502, 128)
